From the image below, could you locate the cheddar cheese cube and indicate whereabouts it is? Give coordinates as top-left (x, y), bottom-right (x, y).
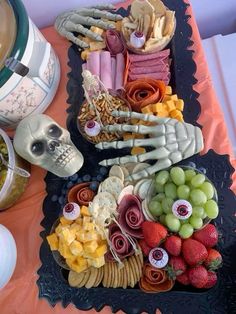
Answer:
top-left (46, 233), bottom-right (59, 251)
top-left (84, 222), bottom-right (95, 231)
top-left (165, 86), bottom-right (172, 95)
top-left (166, 100), bottom-right (176, 112)
top-left (83, 216), bottom-right (91, 225)
top-left (75, 217), bottom-right (83, 226)
top-left (90, 256), bottom-right (105, 268)
top-left (76, 231), bottom-right (86, 242)
top-left (84, 231), bottom-right (101, 242)
top-left (80, 205), bottom-right (90, 217)
top-left (87, 243), bottom-right (107, 258)
top-left (70, 240), bottom-right (83, 256)
top-left (175, 99), bottom-right (184, 111)
top-left (61, 228), bottom-right (76, 245)
top-left (84, 240), bottom-right (98, 254)
top-left (59, 242), bottom-right (75, 259)
top-left (60, 216), bottom-right (73, 226)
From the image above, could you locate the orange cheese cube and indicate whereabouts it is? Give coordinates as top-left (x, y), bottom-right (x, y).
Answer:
top-left (133, 133), bottom-right (145, 139)
top-left (157, 110), bottom-right (169, 117)
top-left (80, 205), bottom-right (90, 217)
top-left (76, 231), bottom-right (86, 242)
top-left (151, 103), bottom-right (164, 113)
top-left (61, 228), bottom-right (76, 245)
top-left (170, 94), bottom-right (178, 101)
top-left (67, 257), bottom-right (88, 273)
top-left (166, 100), bottom-right (176, 112)
top-left (84, 231), bottom-right (101, 242)
top-left (75, 217), bottom-right (83, 226)
top-left (141, 105), bottom-right (153, 114)
top-left (131, 147), bottom-right (146, 155)
top-left (46, 233), bottom-right (59, 251)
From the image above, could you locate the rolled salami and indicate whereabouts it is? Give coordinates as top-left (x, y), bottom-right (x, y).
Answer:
top-left (100, 51), bottom-right (112, 90)
top-left (129, 64), bottom-right (167, 74)
top-left (128, 49), bottom-right (170, 62)
top-left (115, 53), bottom-right (125, 90)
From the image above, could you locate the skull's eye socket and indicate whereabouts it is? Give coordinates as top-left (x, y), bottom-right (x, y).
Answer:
top-left (31, 141), bottom-right (44, 156)
top-left (47, 125), bottom-right (62, 138)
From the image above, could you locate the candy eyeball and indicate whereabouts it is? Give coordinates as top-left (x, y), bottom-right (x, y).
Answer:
top-left (63, 202), bottom-right (80, 220)
top-left (172, 200), bottom-right (192, 220)
top-left (84, 120), bottom-right (101, 137)
top-left (149, 247), bottom-right (169, 268)
top-left (130, 31), bottom-right (146, 49)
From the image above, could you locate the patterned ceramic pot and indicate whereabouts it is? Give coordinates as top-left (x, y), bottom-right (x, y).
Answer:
top-left (0, 0), bottom-right (60, 130)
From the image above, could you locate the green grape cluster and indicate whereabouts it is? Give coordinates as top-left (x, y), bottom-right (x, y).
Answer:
top-left (0, 136), bottom-right (8, 190)
top-left (148, 166), bottom-right (218, 239)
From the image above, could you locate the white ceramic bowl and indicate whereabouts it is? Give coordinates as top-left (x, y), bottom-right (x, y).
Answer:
top-left (0, 224), bottom-right (17, 289)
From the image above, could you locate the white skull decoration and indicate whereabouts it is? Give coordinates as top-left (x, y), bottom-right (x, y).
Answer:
top-left (13, 114), bottom-right (84, 177)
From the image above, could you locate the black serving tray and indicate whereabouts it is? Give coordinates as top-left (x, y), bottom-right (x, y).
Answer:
top-left (37, 2), bottom-right (236, 313)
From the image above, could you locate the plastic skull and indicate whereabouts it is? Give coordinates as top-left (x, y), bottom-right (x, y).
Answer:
top-left (13, 114), bottom-right (84, 177)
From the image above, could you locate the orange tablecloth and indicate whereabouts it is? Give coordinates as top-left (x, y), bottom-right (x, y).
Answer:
top-left (0, 1), bottom-right (235, 314)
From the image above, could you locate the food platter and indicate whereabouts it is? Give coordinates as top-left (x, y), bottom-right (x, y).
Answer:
top-left (37, 2), bottom-right (236, 313)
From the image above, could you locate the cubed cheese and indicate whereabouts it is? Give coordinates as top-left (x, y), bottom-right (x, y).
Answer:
top-left (60, 216), bottom-right (73, 226)
top-left (90, 256), bottom-right (105, 268)
top-left (61, 228), bottom-right (76, 245)
top-left (84, 240), bottom-right (98, 254)
top-left (70, 240), bottom-right (83, 256)
top-left (80, 205), bottom-right (91, 217)
top-left (46, 233), bottom-right (59, 251)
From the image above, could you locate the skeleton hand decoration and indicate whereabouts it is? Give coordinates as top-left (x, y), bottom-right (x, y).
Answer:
top-left (55, 4), bottom-right (123, 48)
top-left (13, 114), bottom-right (84, 178)
top-left (96, 111), bottom-right (204, 181)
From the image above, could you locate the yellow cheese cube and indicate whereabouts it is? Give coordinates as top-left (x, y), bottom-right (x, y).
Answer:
top-left (175, 99), bottom-right (184, 111)
top-left (131, 147), bottom-right (146, 155)
top-left (163, 95), bottom-right (172, 102)
top-left (46, 233), bottom-right (59, 251)
top-left (59, 242), bottom-right (75, 259)
top-left (84, 241), bottom-right (98, 254)
top-left (70, 240), bottom-right (83, 256)
top-left (75, 217), bottom-right (83, 226)
top-left (61, 228), bottom-right (76, 245)
top-left (76, 231), bottom-right (86, 242)
top-left (157, 109), bottom-right (169, 118)
top-left (81, 49), bottom-right (90, 61)
top-left (166, 100), bottom-right (176, 112)
top-left (90, 26), bottom-right (104, 36)
top-left (165, 86), bottom-right (172, 95)
top-left (84, 231), bottom-right (101, 242)
top-left (66, 258), bottom-right (88, 273)
top-left (151, 103), bottom-right (164, 113)
top-left (170, 94), bottom-right (178, 101)
top-left (80, 205), bottom-right (91, 217)
top-left (94, 243), bottom-right (107, 258)
top-left (84, 222), bottom-right (95, 231)
top-left (60, 216), bottom-right (73, 226)
top-left (70, 223), bottom-right (81, 233)
top-left (141, 105), bottom-right (153, 114)
top-left (90, 256), bottom-right (105, 268)
top-left (83, 216), bottom-right (91, 225)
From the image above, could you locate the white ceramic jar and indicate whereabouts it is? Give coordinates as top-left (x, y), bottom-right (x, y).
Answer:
top-left (0, 0), bottom-right (60, 130)
top-left (0, 225), bottom-right (17, 289)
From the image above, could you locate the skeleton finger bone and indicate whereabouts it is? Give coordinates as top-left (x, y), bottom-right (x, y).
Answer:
top-left (103, 123), bottom-right (165, 135)
top-left (111, 110), bottom-right (170, 124)
top-left (69, 15), bottom-right (116, 30)
top-left (92, 4), bottom-right (116, 10)
top-left (77, 8), bottom-right (123, 21)
top-left (96, 137), bottom-right (164, 150)
top-left (64, 21), bottom-right (103, 41)
top-left (60, 28), bottom-right (89, 48)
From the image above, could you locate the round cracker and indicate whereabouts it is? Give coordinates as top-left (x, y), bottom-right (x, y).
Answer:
top-left (77, 269), bottom-right (91, 288)
top-left (85, 267), bottom-right (98, 288)
top-left (101, 176), bottom-right (124, 200)
top-left (123, 162), bottom-right (139, 175)
top-left (136, 179), bottom-right (153, 200)
top-left (128, 255), bottom-right (138, 286)
top-left (132, 162), bottom-right (150, 175)
top-left (90, 191), bottom-right (117, 215)
top-left (94, 266), bottom-right (104, 287)
top-left (109, 165), bottom-right (125, 182)
top-left (113, 261), bottom-right (119, 288)
top-left (121, 166), bottom-right (129, 180)
top-left (118, 263), bottom-right (124, 288)
top-left (127, 257), bottom-right (135, 288)
top-left (102, 262), bottom-right (109, 287)
top-left (68, 270), bottom-right (85, 287)
top-left (107, 262), bottom-right (113, 288)
top-left (131, 255), bottom-right (141, 283)
top-left (122, 261), bottom-right (128, 289)
top-left (134, 254), bottom-right (142, 280)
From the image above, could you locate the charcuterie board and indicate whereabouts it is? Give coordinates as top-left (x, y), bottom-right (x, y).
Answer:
top-left (37, 2), bottom-right (236, 314)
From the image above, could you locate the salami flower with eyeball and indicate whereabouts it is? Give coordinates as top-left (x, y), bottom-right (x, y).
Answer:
top-left (118, 194), bottom-right (144, 239)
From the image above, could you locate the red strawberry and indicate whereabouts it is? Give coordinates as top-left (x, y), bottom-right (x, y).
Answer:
top-left (182, 238), bottom-right (208, 266)
top-left (205, 248), bottom-right (222, 270)
top-left (193, 224), bottom-right (218, 248)
top-left (188, 265), bottom-right (208, 288)
top-left (203, 271), bottom-right (217, 289)
top-left (176, 271), bottom-right (190, 286)
top-left (167, 256), bottom-right (187, 279)
top-left (164, 235), bottom-right (182, 256)
top-left (139, 239), bottom-right (152, 256)
top-left (142, 221), bottom-right (167, 248)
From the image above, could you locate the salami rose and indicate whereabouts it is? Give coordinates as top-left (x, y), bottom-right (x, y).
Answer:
top-left (125, 78), bottom-right (166, 112)
top-left (139, 263), bottom-right (174, 293)
top-left (105, 30), bottom-right (126, 56)
top-left (118, 194), bottom-right (144, 238)
top-left (106, 223), bottom-right (135, 261)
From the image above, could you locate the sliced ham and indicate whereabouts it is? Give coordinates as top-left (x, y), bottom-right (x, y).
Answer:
top-left (128, 49), bottom-right (170, 62)
top-left (111, 57), bottom-right (116, 90)
top-left (129, 64), bottom-right (168, 74)
top-left (87, 51), bottom-right (100, 78)
top-left (115, 53), bottom-right (125, 90)
top-left (100, 51), bottom-right (112, 90)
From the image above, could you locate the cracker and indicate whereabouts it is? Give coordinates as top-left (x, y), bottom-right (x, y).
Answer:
top-left (135, 179), bottom-right (153, 200)
top-left (148, 0), bottom-right (166, 16)
top-left (128, 257), bottom-right (135, 288)
top-left (107, 262), bottom-right (112, 288)
top-left (90, 192), bottom-right (117, 214)
top-left (101, 176), bottom-right (124, 200)
top-left (102, 262), bottom-right (109, 287)
top-left (94, 266), bottom-right (104, 287)
top-left (134, 254), bottom-right (142, 280)
top-left (113, 262), bottom-right (119, 288)
top-left (78, 269), bottom-right (91, 288)
top-left (163, 10), bottom-right (175, 37)
top-left (123, 162), bottom-right (139, 175)
top-left (85, 267), bottom-right (98, 288)
top-left (109, 165), bottom-right (125, 182)
top-left (68, 271), bottom-right (85, 287)
top-left (123, 259), bottom-right (130, 289)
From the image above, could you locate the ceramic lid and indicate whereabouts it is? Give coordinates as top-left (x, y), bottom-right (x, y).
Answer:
top-left (0, 0), bottom-right (16, 70)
